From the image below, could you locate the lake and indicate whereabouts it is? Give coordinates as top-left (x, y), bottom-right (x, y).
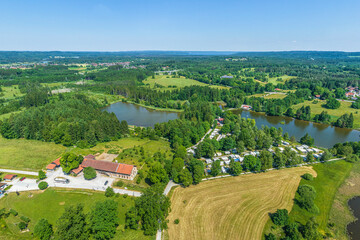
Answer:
top-left (347, 196), bottom-right (360, 240)
top-left (104, 102), bottom-right (180, 127)
top-left (232, 109), bottom-right (360, 148)
top-left (105, 102), bottom-right (360, 148)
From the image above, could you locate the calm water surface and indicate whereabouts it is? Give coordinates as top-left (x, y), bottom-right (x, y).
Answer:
top-left (232, 109), bottom-right (360, 148)
top-left (347, 197), bottom-right (360, 240)
top-left (104, 102), bottom-right (179, 127)
top-left (105, 102), bottom-right (360, 148)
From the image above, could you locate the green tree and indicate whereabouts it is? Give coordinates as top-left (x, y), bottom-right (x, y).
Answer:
top-left (179, 168), bottom-right (193, 187)
top-left (34, 219), bottom-right (53, 240)
top-left (38, 170), bottom-right (46, 180)
top-left (325, 98), bottom-right (340, 109)
top-left (300, 217), bottom-right (321, 240)
top-left (134, 185), bottom-right (170, 235)
top-left (89, 200), bottom-right (119, 240)
top-left (83, 167), bottom-right (97, 180)
top-left (147, 162), bottom-right (169, 185)
top-left (243, 155), bottom-right (261, 172)
top-left (346, 154), bottom-right (359, 163)
top-left (300, 133), bottom-right (314, 146)
top-left (306, 152), bottom-right (314, 162)
top-left (211, 160), bottom-right (221, 176)
top-left (229, 159), bottom-right (242, 176)
top-left (105, 187), bottom-right (115, 198)
top-left (125, 207), bottom-right (140, 230)
top-left (38, 181), bottom-right (48, 190)
top-left (271, 209), bottom-right (289, 226)
top-left (259, 150), bottom-right (273, 170)
top-left (56, 204), bottom-right (89, 240)
top-left (60, 153), bottom-right (83, 174)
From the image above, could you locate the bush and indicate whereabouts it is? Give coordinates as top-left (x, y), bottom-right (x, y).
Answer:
top-left (20, 216), bottom-right (30, 223)
top-left (83, 167), bottom-right (97, 180)
top-left (18, 221), bottom-right (27, 230)
top-left (114, 180), bottom-right (124, 187)
top-left (38, 181), bottom-right (48, 190)
top-left (105, 187), bottom-right (115, 197)
top-left (174, 219), bottom-right (180, 224)
top-left (346, 154), bottom-right (359, 163)
top-left (297, 185), bottom-right (317, 212)
top-left (302, 173), bottom-right (314, 181)
top-left (9, 209), bottom-right (18, 216)
top-left (34, 218), bottom-right (53, 240)
top-left (271, 209), bottom-right (289, 226)
top-left (38, 170), bottom-right (46, 180)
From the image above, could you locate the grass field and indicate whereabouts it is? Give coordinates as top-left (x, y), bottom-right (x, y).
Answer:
top-left (0, 188), bottom-right (151, 240)
top-left (293, 100), bottom-right (360, 129)
top-left (264, 93), bottom-right (287, 99)
top-left (0, 86), bottom-right (24, 100)
top-left (143, 75), bottom-right (228, 91)
top-left (0, 136), bottom-right (65, 171)
top-left (166, 167), bottom-right (316, 240)
top-left (68, 137), bottom-right (171, 160)
top-left (267, 75), bottom-right (296, 85)
top-left (329, 162), bottom-right (360, 239)
top-left (264, 161), bottom-right (353, 238)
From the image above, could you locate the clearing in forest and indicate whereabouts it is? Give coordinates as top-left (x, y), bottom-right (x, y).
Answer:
top-left (167, 166), bottom-right (316, 240)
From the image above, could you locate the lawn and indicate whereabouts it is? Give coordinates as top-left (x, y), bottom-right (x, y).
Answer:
top-left (0, 188), bottom-right (152, 240)
top-left (166, 166), bottom-right (315, 240)
top-left (143, 75), bottom-right (228, 91)
top-left (0, 136), bottom-right (65, 171)
top-left (267, 75), bottom-right (296, 85)
top-left (292, 100), bottom-right (360, 129)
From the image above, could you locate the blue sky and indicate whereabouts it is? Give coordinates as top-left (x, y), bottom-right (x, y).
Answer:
top-left (1, 0), bottom-right (359, 51)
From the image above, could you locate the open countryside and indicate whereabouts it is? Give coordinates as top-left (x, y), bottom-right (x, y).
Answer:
top-left (167, 167), bottom-right (316, 240)
top-left (1, 1), bottom-right (360, 239)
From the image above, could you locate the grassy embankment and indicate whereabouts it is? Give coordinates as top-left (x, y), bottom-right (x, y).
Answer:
top-left (329, 162), bottom-right (360, 239)
top-left (166, 166), bottom-right (315, 240)
top-left (0, 188), bottom-right (152, 240)
top-left (263, 160), bottom-right (353, 238)
top-left (293, 100), bottom-right (360, 129)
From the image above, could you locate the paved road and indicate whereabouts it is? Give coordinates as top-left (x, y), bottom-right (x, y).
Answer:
top-left (0, 169), bottom-right (38, 176)
top-left (187, 128), bottom-right (213, 151)
top-left (156, 180), bottom-right (179, 240)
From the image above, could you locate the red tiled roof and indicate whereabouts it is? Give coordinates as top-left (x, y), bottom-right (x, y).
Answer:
top-left (3, 174), bottom-right (16, 180)
top-left (46, 163), bottom-right (57, 170)
top-left (72, 166), bottom-right (84, 175)
top-left (81, 159), bottom-right (134, 175)
top-left (116, 164), bottom-right (134, 175)
top-left (53, 157), bottom-right (61, 166)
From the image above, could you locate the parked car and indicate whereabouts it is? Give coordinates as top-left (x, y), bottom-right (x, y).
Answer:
top-left (104, 180), bottom-right (108, 186)
top-left (20, 177), bottom-right (26, 181)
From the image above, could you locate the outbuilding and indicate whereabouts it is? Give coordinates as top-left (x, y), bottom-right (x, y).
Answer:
top-left (3, 174), bottom-right (16, 181)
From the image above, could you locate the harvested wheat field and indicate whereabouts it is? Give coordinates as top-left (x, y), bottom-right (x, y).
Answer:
top-left (167, 167), bottom-right (316, 240)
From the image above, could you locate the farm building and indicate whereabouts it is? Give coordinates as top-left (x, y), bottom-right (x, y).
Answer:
top-left (71, 166), bottom-right (84, 175)
top-left (46, 157), bottom-right (61, 171)
top-left (81, 159), bottom-right (137, 180)
top-left (3, 174), bottom-right (16, 181)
